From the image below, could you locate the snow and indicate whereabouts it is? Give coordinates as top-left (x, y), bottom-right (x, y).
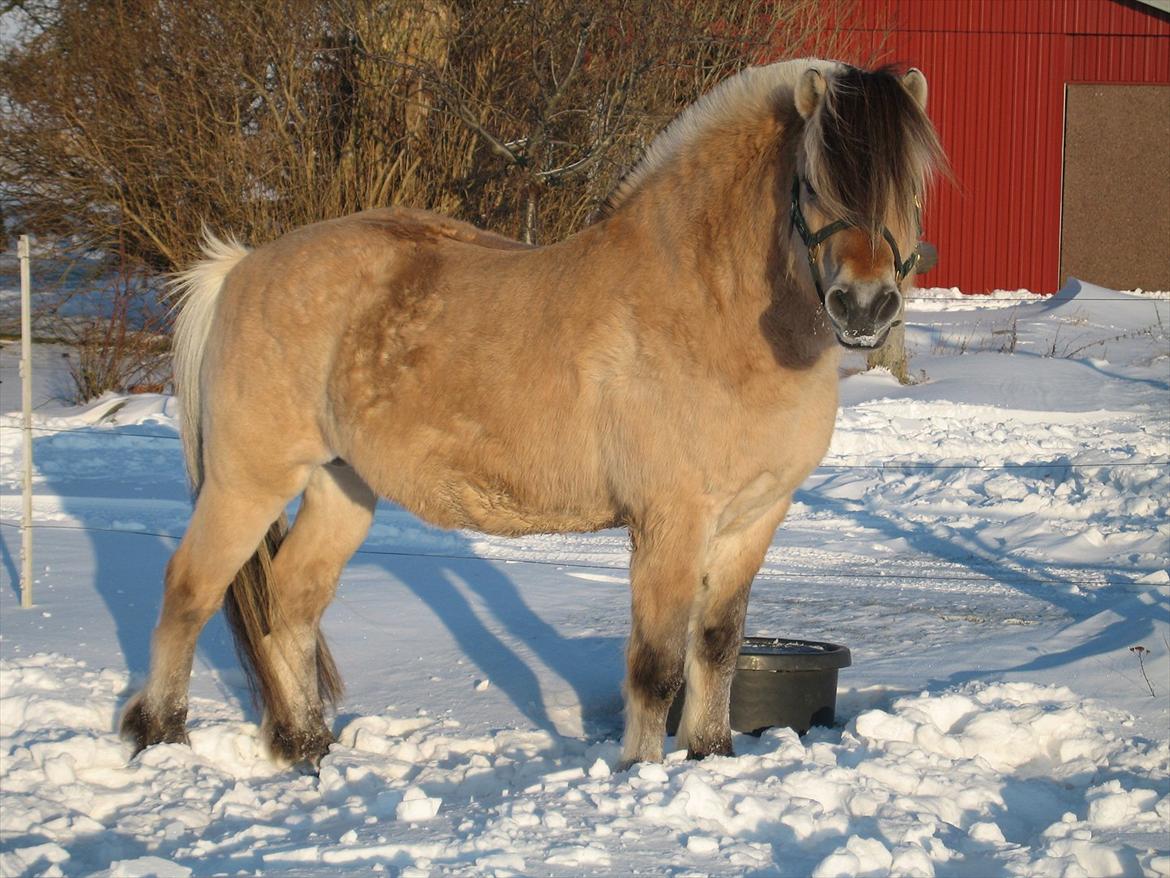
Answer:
top-left (1, 279), bottom-right (1168, 876)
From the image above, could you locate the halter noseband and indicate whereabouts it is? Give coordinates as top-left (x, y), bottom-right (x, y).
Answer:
top-left (789, 176), bottom-right (921, 304)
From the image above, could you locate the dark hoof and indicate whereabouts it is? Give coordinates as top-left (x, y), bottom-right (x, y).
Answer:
top-left (686, 736), bottom-right (734, 761)
top-left (292, 757), bottom-right (324, 777)
top-left (267, 722), bottom-right (334, 769)
top-left (120, 697), bottom-right (189, 755)
top-left (686, 747), bottom-right (734, 760)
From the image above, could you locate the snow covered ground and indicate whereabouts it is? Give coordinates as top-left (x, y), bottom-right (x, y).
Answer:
top-left (1, 279), bottom-right (1167, 877)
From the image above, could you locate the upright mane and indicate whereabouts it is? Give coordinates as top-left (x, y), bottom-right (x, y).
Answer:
top-left (802, 64), bottom-right (946, 235)
top-left (606, 59), bottom-right (945, 233)
top-left (606, 59), bottom-right (834, 213)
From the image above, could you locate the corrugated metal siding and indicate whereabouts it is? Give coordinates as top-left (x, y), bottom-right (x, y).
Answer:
top-left (827, 0), bottom-right (1170, 291)
top-left (1064, 0), bottom-right (1170, 35)
top-left (916, 32), bottom-right (1068, 292)
top-left (849, 0), bottom-right (1170, 35)
top-left (1071, 35), bottom-right (1170, 80)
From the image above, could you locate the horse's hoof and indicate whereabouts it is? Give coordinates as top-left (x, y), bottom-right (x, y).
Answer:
top-left (120, 697), bottom-right (189, 755)
top-left (292, 755), bottom-right (326, 777)
top-left (267, 723), bottom-right (334, 768)
top-left (686, 736), bottom-right (734, 761)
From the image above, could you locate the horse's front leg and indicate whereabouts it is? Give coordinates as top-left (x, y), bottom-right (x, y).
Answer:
top-left (676, 497), bottom-right (791, 759)
top-left (620, 512), bottom-right (705, 768)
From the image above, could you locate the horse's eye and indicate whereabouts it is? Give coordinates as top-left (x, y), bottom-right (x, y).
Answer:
top-left (803, 180), bottom-right (817, 199)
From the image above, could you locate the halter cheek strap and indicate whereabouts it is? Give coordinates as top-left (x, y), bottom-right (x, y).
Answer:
top-left (790, 176), bottom-right (921, 305)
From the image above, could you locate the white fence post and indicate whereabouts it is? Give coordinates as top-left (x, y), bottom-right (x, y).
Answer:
top-left (19, 235), bottom-right (34, 608)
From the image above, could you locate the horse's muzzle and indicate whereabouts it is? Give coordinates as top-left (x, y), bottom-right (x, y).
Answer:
top-left (824, 283), bottom-right (901, 349)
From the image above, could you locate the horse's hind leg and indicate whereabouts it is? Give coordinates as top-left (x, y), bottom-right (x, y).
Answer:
top-left (121, 473), bottom-right (308, 752)
top-left (675, 499), bottom-right (791, 759)
top-left (620, 511), bottom-right (704, 767)
top-left (254, 462), bottom-right (375, 766)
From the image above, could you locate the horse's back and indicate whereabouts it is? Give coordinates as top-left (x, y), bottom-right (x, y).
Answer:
top-left (342, 206), bottom-right (534, 252)
top-left (207, 207), bottom-right (621, 535)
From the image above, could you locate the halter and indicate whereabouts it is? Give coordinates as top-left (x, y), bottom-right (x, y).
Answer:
top-left (789, 176), bottom-right (921, 305)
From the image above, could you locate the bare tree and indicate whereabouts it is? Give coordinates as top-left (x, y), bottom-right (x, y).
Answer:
top-left (3, 0), bottom-right (861, 261)
top-left (394, 0), bottom-right (857, 243)
top-left (2, 0), bottom-right (417, 269)
top-left (1, 0), bottom-right (865, 396)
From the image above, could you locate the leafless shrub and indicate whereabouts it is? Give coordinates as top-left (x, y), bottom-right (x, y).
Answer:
top-left (63, 259), bottom-right (170, 402)
top-left (3, 0), bottom-right (862, 263)
top-left (2, 0), bottom-right (866, 398)
top-left (396, 0), bottom-right (853, 243)
top-left (3, 0), bottom-right (401, 270)
top-left (990, 312), bottom-right (1019, 353)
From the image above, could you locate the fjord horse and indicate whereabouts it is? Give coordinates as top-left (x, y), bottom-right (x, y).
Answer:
top-left (122, 59), bottom-right (943, 768)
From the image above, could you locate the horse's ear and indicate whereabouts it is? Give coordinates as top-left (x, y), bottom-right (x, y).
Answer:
top-left (902, 68), bottom-right (928, 110)
top-left (795, 68), bottom-right (827, 119)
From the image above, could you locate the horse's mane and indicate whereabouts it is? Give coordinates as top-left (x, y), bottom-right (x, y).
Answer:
top-left (606, 59), bottom-right (826, 213)
top-left (804, 64), bottom-right (946, 236)
top-left (606, 58), bottom-right (945, 234)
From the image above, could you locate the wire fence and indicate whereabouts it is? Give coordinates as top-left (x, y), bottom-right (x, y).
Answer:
top-left (3, 277), bottom-right (1167, 602)
top-left (3, 421), bottom-right (1166, 603)
top-left (0, 518), bottom-right (1153, 591)
top-left (0, 420), bottom-right (182, 442)
top-left (4, 417), bottom-right (1167, 470)
top-left (902, 294), bottom-right (1170, 302)
top-left (4, 418), bottom-right (1164, 604)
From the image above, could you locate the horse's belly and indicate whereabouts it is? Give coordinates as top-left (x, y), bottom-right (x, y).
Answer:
top-left (460, 488), bottom-right (618, 536)
top-left (406, 470), bottom-right (618, 537)
top-left (367, 425), bottom-right (616, 536)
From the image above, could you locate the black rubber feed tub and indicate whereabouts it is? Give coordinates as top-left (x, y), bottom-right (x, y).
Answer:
top-left (666, 637), bottom-right (851, 737)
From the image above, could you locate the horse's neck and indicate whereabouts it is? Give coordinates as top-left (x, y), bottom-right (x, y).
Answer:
top-left (604, 137), bottom-right (836, 370)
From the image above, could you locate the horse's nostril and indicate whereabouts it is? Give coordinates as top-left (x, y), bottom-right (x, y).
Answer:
top-left (826, 288), bottom-right (850, 322)
top-left (872, 286), bottom-right (902, 327)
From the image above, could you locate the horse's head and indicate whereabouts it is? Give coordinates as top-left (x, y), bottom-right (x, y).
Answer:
top-left (790, 64), bottom-right (944, 349)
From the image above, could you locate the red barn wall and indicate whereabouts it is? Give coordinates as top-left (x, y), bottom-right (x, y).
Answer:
top-left (826, 0), bottom-right (1170, 293)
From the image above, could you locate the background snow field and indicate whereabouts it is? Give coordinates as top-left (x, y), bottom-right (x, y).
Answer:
top-left (2, 281), bottom-right (1168, 876)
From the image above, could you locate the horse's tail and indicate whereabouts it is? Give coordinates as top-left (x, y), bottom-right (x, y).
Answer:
top-left (168, 234), bottom-right (342, 720)
top-left (170, 231), bottom-right (250, 493)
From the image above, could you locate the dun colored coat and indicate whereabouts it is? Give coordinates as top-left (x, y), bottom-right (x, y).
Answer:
top-left (122, 59), bottom-right (944, 769)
